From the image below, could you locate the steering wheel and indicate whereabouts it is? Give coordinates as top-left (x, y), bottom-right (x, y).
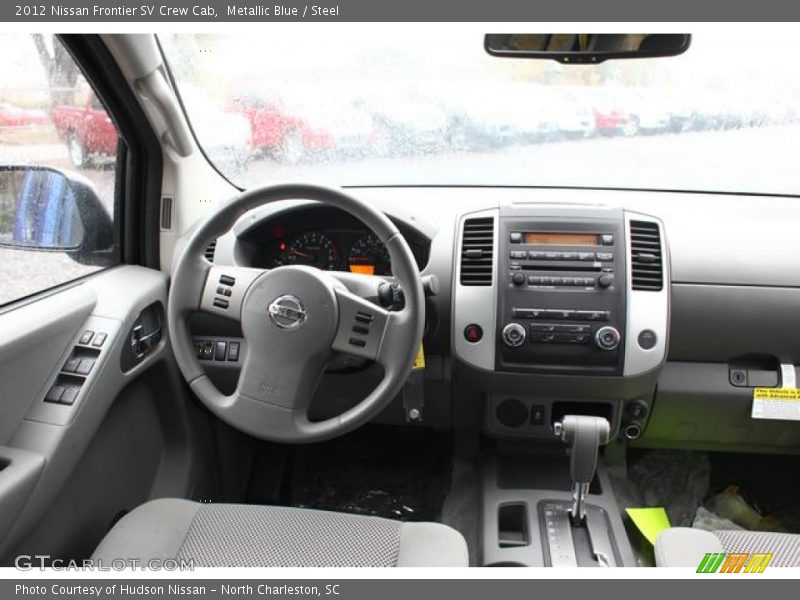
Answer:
top-left (167, 184), bottom-right (424, 443)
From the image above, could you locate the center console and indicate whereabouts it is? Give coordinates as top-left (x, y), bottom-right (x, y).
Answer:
top-left (453, 203), bottom-right (670, 444)
top-left (453, 201), bottom-right (669, 567)
top-left (454, 203), bottom-right (669, 382)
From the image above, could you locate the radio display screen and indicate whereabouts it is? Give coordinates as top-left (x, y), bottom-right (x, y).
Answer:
top-left (523, 232), bottom-right (600, 246)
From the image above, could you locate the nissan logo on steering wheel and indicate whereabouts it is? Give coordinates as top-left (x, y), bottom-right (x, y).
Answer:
top-left (268, 294), bottom-right (307, 329)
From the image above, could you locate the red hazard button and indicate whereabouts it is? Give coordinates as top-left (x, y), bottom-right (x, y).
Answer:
top-left (464, 324), bottom-right (483, 343)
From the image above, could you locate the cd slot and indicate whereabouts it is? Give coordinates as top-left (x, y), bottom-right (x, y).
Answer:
top-left (518, 264), bottom-right (603, 272)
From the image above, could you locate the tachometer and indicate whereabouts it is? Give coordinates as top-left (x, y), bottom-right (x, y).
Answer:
top-left (280, 232), bottom-right (339, 270)
top-left (348, 234), bottom-right (391, 276)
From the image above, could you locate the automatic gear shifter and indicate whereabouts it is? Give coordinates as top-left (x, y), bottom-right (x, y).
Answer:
top-left (554, 415), bottom-right (611, 523)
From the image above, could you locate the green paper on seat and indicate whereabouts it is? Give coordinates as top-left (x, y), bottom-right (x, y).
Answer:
top-left (625, 507), bottom-right (671, 545)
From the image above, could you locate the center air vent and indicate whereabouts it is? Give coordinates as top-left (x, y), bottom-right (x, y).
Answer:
top-left (204, 239), bottom-right (217, 263)
top-left (460, 217), bottom-right (494, 286)
top-left (629, 220), bottom-right (663, 291)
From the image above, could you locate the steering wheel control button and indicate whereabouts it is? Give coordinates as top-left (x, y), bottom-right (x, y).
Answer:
top-left (268, 294), bottom-right (307, 329)
top-left (212, 298), bottom-right (230, 309)
top-left (464, 324), bottom-right (483, 343)
top-left (354, 311), bottom-right (374, 324)
top-left (219, 274), bottom-right (236, 286)
top-left (637, 329), bottom-right (658, 350)
top-left (595, 326), bottom-right (621, 351)
top-left (348, 337), bottom-right (367, 348)
top-left (78, 330), bottom-right (94, 345)
top-left (502, 323), bottom-right (526, 347)
top-left (91, 332), bottom-right (107, 347)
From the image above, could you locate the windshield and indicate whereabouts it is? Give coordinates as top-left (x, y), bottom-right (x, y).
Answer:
top-left (161, 31), bottom-right (800, 195)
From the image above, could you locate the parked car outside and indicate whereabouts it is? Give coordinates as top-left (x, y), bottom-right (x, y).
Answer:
top-left (52, 93), bottom-right (117, 168)
top-left (0, 102), bottom-right (49, 129)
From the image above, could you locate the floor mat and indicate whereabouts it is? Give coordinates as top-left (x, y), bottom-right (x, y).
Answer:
top-left (613, 449), bottom-right (711, 528)
top-left (269, 425), bottom-right (452, 522)
top-left (705, 453), bottom-right (800, 533)
top-left (612, 449), bottom-right (800, 564)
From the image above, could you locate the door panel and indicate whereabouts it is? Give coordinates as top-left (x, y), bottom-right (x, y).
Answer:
top-left (0, 265), bottom-right (199, 563)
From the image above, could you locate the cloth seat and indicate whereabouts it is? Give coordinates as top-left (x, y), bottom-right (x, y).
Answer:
top-left (92, 498), bottom-right (468, 567)
top-left (655, 527), bottom-right (800, 567)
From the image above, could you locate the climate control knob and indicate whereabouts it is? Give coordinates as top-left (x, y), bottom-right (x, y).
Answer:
top-left (595, 326), bottom-right (621, 351)
top-left (502, 323), bottom-right (526, 347)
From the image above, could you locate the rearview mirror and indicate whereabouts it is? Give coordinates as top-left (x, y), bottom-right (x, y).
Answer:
top-left (0, 166), bottom-right (113, 264)
top-left (484, 34), bottom-right (690, 64)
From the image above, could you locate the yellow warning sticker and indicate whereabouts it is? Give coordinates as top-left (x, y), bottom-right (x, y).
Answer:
top-left (412, 344), bottom-right (426, 370)
top-left (753, 388), bottom-right (800, 400)
top-left (752, 388), bottom-right (800, 421)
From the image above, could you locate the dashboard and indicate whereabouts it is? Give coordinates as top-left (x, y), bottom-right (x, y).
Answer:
top-left (197, 187), bottom-right (800, 454)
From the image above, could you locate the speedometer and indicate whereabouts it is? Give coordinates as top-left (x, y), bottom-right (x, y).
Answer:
top-left (348, 234), bottom-right (391, 275)
top-left (280, 232), bottom-right (339, 270)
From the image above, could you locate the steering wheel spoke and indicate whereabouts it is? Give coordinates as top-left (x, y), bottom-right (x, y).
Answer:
top-left (331, 287), bottom-right (391, 362)
top-left (199, 265), bottom-right (266, 321)
top-left (235, 345), bottom-right (329, 411)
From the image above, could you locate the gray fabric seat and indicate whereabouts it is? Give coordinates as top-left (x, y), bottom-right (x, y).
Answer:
top-left (655, 527), bottom-right (800, 567)
top-left (92, 499), bottom-right (468, 567)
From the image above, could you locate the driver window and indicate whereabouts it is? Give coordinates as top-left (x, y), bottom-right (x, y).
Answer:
top-left (0, 34), bottom-right (120, 306)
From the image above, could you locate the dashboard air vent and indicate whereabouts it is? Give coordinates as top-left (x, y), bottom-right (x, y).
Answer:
top-left (630, 220), bottom-right (663, 291)
top-left (460, 217), bottom-right (494, 286)
top-left (204, 239), bottom-right (217, 263)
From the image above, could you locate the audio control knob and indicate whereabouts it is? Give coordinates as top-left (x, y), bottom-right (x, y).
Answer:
top-left (511, 272), bottom-right (526, 286)
top-left (597, 274), bottom-right (614, 288)
top-left (502, 323), bottom-right (526, 347)
top-left (595, 326), bottom-right (621, 351)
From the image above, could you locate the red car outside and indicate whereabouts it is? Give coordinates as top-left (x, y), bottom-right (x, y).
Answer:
top-left (592, 105), bottom-right (638, 136)
top-left (0, 102), bottom-right (50, 129)
top-left (227, 90), bottom-right (377, 164)
top-left (52, 93), bottom-right (117, 168)
top-left (227, 91), bottom-right (308, 159)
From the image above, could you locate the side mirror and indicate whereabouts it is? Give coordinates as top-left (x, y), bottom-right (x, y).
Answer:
top-left (0, 166), bottom-right (113, 265)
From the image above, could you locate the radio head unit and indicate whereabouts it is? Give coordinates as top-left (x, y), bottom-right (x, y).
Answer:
top-left (497, 213), bottom-right (626, 375)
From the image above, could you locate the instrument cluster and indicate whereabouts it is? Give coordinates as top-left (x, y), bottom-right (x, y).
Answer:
top-left (270, 230), bottom-right (393, 276)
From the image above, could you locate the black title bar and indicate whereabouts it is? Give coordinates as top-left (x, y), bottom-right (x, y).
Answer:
top-left (4, 0), bottom-right (800, 22)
